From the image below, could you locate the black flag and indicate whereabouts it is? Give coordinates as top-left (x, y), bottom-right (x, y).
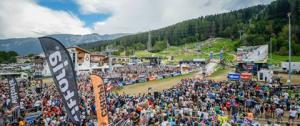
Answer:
top-left (39, 37), bottom-right (81, 124)
top-left (7, 76), bottom-right (20, 106)
top-left (7, 76), bottom-right (20, 122)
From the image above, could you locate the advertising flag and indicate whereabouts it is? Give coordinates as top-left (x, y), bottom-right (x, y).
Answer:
top-left (90, 75), bottom-right (109, 126)
top-left (7, 76), bottom-right (20, 122)
top-left (39, 37), bottom-right (81, 124)
top-left (220, 49), bottom-right (223, 60)
top-left (7, 76), bottom-right (20, 106)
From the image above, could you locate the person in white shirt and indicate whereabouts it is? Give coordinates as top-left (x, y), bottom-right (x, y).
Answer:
top-left (273, 96), bottom-right (280, 105)
top-left (275, 107), bottom-right (283, 121)
top-left (283, 92), bottom-right (289, 100)
top-left (161, 116), bottom-right (169, 126)
top-left (289, 108), bottom-right (297, 123)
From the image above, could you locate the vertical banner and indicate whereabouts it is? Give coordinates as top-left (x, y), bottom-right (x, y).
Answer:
top-left (7, 76), bottom-right (20, 122)
top-left (210, 51), bottom-right (213, 60)
top-left (7, 76), bottom-right (20, 106)
top-left (39, 37), bottom-right (81, 125)
top-left (90, 75), bottom-right (109, 126)
top-left (220, 49), bottom-right (223, 60)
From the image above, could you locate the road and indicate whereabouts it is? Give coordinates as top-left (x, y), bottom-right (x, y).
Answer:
top-left (205, 62), bottom-right (218, 76)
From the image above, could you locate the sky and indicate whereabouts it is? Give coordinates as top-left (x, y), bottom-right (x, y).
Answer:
top-left (0, 0), bottom-right (274, 39)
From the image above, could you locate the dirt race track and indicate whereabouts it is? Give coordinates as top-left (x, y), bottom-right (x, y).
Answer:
top-left (276, 73), bottom-right (300, 84)
top-left (113, 73), bottom-right (196, 95)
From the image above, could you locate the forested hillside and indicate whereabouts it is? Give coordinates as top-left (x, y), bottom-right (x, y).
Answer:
top-left (242, 0), bottom-right (300, 55)
top-left (80, 0), bottom-right (300, 55)
top-left (0, 51), bottom-right (18, 64)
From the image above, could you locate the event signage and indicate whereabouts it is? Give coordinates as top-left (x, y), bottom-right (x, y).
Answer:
top-left (90, 75), bottom-right (109, 126)
top-left (227, 73), bottom-right (240, 80)
top-left (7, 76), bottom-right (20, 105)
top-left (240, 73), bottom-right (252, 80)
top-left (220, 49), bottom-right (223, 60)
top-left (210, 51), bottom-right (213, 60)
top-left (39, 37), bottom-right (81, 125)
top-left (7, 76), bottom-right (20, 122)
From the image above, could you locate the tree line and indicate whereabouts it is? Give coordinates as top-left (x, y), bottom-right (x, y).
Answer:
top-left (0, 51), bottom-right (18, 64)
top-left (80, 0), bottom-right (300, 56)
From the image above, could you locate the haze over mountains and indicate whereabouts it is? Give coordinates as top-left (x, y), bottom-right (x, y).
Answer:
top-left (0, 33), bottom-right (127, 55)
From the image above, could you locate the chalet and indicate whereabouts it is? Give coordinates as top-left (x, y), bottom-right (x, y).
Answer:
top-left (67, 46), bottom-right (91, 72)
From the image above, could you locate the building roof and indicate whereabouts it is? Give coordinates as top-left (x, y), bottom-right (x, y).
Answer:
top-left (90, 52), bottom-right (106, 56)
top-left (67, 46), bottom-right (90, 53)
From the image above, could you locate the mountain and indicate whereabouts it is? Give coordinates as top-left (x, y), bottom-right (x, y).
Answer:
top-left (79, 4), bottom-right (266, 51)
top-left (80, 0), bottom-right (300, 55)
top-left (0, 33), bottom-right (128, 55)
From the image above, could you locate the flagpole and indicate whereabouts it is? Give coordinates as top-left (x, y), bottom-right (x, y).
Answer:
top-left (288, 12), bottom-right (292, 88)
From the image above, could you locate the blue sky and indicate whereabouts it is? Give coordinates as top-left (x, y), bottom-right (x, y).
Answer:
top-left (37, 0), bottom-right (110, 27)
top-left (0, 0), bottom-right (274, 39)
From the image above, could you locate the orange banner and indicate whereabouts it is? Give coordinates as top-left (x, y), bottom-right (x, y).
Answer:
top-left (148, 76), bottom-right (156, 81)
top-left (240, 73), bottom-right (252, 80)
top-left (90, 75), bottom-right (109, 126)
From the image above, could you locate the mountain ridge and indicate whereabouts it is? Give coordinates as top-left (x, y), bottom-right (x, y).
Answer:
top-left (0, 33), bottom-right (128, 55)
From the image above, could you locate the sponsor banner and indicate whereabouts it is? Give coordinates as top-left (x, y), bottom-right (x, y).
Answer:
top-left (240, 73), bottom-right (252, 80)
top-left (247, 65), bottom-right (254, 70)
top-left (39, 37), bottom-right (81, 125)
top-left (220, 50), bottom-right (223, 60)
top-left (227, 73), bottom-right (240, 80)
top-left (210, 51), bottom-right (213, 60)
top-left (7, 76), bottom-right (20, 122)
top-left (7, 76), bottom-right (20, 106)
top-left (90, 75), bottom-right (109, 126)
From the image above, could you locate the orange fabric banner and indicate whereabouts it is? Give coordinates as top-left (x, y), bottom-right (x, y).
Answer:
top-left (90, 75), bottom-right (109, 126)
top-left (148, 76), bottom-right (156, 81)
top-left (240, 73), bottom-right (252, 80)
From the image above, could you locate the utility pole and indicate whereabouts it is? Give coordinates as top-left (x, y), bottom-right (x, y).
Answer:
top-left (270, 37), bottom-right (272, 69)
top-left (147, 31), bottom-right (152, 52)
top-left (166, 40), bottom-right (170, 49)
top-left (288, 13), bottom-right (292, 88)
top-left (239, 30), bottom-right (243, 41)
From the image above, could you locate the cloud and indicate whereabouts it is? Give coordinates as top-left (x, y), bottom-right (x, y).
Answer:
top-left (0, 0), bottom-right (91, 39)
top-left (76, 0), bottom-right (274, 34)
top-left (0, 0), bottom-right (274, 39)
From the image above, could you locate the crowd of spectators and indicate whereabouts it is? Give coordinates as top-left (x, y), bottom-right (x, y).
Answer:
top-left (107, 78), bottom-right (300, 126)
top-left (96, 64), bottom-right (197, 86)
top-left (0, 72), bottom-right (300, 125)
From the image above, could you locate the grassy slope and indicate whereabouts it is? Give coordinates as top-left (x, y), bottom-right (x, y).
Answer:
top-left (132, 38), bottom-right (300, 65)
top-left (271, 54), bottom-right (300, 65)
top-left (133, 38), bottom-right (237, 64)
top-left (112, 38), bottom-right (300, 95)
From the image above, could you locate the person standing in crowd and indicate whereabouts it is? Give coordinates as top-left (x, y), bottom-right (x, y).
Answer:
top-left (1, 69), bottom-right (300, 125)
top-left (275, 106), bottom-right (284, 122)
top-left (289, 107), bottom-right (297, 124)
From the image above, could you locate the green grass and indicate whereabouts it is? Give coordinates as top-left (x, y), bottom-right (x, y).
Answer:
top-left (133, 38), bottom-right (237, 64)
top-left (201, 39), bottom-right (238, 53)
top-left (125, 38), bottom-right (300, 65)
top-left (271, 54), bottom-right (300, 65)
